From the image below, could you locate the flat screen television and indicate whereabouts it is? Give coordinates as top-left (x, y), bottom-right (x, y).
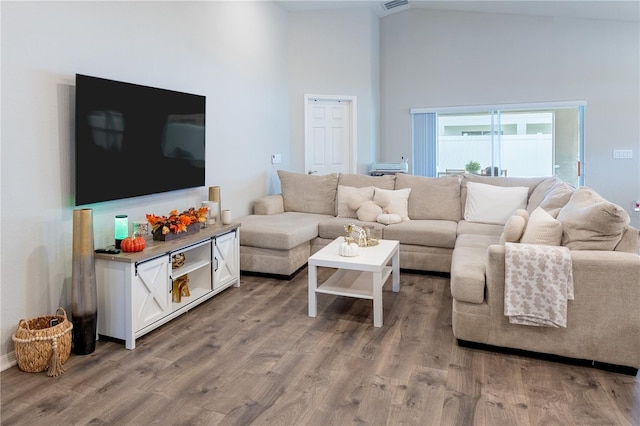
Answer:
top-left (75, 74), bottom-right (205, 205)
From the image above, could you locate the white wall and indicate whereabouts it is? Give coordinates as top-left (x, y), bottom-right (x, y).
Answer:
top-left (0, 1), bottom-right (289, 363)
top-left (287, 8), bottom-right (380, 176)
top-left (381, 8), bottom-right (640, 227)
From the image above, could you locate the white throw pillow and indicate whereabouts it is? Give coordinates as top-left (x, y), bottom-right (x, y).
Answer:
top-left (464, 182), bottom-right (528, 225)
top-left (373, 187), bottom-right (412, 221)
top-left (377, 213), bottom-right (402, 225)
top-left (336, 185), bottom-right (374, 218)
top-left (520, 207), bottom-right (563, 246)
top-left (357, 200), bottom-right (383, 222)
top-left (499, 215), bottom-right (526, 244)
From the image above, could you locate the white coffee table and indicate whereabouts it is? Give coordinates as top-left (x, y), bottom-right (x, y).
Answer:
top-left (308, 237), bottom-right (400, 327)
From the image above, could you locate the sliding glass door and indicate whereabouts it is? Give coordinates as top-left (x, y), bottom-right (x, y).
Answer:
top-left (412, 103), bottom-right (584, 187)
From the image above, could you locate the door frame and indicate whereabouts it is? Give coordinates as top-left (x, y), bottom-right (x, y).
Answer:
top-left (304, 94), bottom-right (357, 174)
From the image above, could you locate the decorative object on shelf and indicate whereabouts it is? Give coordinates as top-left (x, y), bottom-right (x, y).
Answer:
top-left (202, 200), bottom-right (218, 226)
top-left (465, 160), bottom-right (481, 173)
top-left (146, 207), bottom-right (208, 241)
top-left (344, 223), bottom-right (379, 247)
top-left (172, 252), bottom-right (186, 268)
top-left (172, 275), bottom-right (190, 303)
top-left (114, 214), bottom-right (128, 249)
top-left (72, 208), bottom-right (98, 355)
top-left (338, 237), bottom-right (360, 257)
top-left (209, 185), bottom-right (221, 222)
top-left (221, 209), bottom-right (231, 225)
top-left (12, 307), bottom-right (73, 377)
top-left (120, 236), bottom-right (146, 253)
top-left (132, 220), bottom-right (150, 238)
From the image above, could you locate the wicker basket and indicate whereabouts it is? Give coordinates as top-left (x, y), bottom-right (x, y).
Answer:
top-left (12, 307), bottom-right (73, 377)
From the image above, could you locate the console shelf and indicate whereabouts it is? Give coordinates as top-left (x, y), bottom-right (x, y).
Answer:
top-left (95, 223), bottom-right (240, 349)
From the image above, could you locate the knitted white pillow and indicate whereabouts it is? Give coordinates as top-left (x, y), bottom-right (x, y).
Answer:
top-left (520, 207), bottom-right (563, 246)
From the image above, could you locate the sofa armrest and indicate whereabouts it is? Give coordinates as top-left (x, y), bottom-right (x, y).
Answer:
top-left (485, 244), bottom-right (640, 367)
top-left (487, 245), bottom-right (640, 307)
top-left (253, 194), bottom-right (284, 215)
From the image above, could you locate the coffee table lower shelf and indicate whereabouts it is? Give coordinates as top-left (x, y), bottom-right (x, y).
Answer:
top-left (315, 267), bottom-right (393, 299)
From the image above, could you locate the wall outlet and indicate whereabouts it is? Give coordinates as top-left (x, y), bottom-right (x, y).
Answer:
top-left (634, 200), bottom-right (640, 212)
top-left (271, 153), bottom-right (282, 164)
top-left (612, 149), bottom-right (633, 159)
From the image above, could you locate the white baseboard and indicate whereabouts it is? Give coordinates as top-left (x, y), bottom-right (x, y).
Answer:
top-left (1, 351), bottom-right (17, 372)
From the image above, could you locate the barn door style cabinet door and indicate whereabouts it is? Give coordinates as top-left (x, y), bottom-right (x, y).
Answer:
top-left (96, 224), bottom-right (240, 349)
top-left (213, 230), bottom-right (239, 290)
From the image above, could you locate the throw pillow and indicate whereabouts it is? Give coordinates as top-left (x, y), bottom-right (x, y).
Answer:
top-left (520, 206), bottom-right (563, 246)
top-left (499, 215), bottom-right (527, 244)
top-left (556, 187), bottom-right (630, 250)
top-left (377, 213), bottom-right (402, 225)
top-left (278, 170), bottom-right (338, 215)
top-left (374, 187), bottom-right (412, 221)
top-left (464, 182), bottom-right (528, 225)
top-left (336, 185), bottom-right (374, 218)
top-left (513, 209), bottom-right (530, 224)
top-left (357, 200), bottom-right (383, 222)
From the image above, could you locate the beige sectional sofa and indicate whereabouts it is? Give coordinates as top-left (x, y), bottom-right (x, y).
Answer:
top-left (237, 170), bottom-right (640, 369)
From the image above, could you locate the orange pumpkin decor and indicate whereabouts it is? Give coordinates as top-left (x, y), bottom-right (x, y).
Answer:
top-left (120, 236), bottom-right (146, 252)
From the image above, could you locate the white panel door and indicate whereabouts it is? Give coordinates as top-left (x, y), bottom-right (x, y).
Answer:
top-left (305, 95), bottom-right (356, 175)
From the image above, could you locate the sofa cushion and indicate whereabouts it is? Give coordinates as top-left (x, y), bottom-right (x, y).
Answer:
top-left (527, 177), bottom-right (574, 213)
top-left (556, 187), bottom-right (630, 250)
top-left (253, 194), bottom-right (284, 215)
top-left (520, 206), bottom-right (563, 246)
top-left (239, 212), bottom-right (331, 250)
top-left (538, 182), bottom-right (575, 212)
top-left (464, 182), bottom-right (528, 225)
top-left (318, 217), bottom-right (385, 240)
top-left (457, 220), bottom-right (504, 236)
top-left (374, 187), bottom-right (411, 221)
top-left (383, 220), bottom-right (458, 249)
top-left (451, 234), bottom-right (500, 304)
top-left (338, 173), bottom-right (396, 189)
top-left (526, 177), bottom-right (560, 212)
top-left (278, 170), bottom-right (338, 215)
top-left (394, 174), bottom-right (462, 221)
top-left (336, 185), bottom-right (374, 218)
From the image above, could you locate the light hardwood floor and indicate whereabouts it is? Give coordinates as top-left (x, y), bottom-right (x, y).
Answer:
top-left (2, 268), bottom-right (639, 425)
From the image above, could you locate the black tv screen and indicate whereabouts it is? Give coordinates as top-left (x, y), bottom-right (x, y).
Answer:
top-left (75, 74), bottom-right (205, 205)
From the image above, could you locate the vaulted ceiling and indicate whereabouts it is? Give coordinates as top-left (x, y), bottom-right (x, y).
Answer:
top-left (277, 0), bottom-right (640, 22)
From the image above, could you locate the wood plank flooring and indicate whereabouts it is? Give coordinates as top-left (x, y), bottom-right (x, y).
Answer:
top-left (2, 268), bottom-right (639, 425)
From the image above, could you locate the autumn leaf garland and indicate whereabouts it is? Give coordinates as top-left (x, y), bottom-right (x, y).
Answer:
top-left (146, 207), bottom-right (208, 235)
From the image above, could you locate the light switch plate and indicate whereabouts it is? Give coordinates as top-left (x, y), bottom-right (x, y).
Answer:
top-left (612, 149), bottom-right (633, 159)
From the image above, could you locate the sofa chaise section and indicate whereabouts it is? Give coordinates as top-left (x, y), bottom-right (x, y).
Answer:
top-left (452, 244), bottom-right (640, 369)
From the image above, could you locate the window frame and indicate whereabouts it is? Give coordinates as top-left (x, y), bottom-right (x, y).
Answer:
top-left (411, 101), bottom-right (586, 186)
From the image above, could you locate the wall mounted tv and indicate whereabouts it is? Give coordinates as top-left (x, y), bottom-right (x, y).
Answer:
top-left (75, 74), bottom-right (205, 205)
